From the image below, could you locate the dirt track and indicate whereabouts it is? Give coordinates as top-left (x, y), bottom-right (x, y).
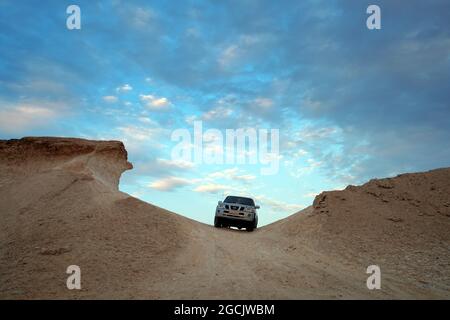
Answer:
top-left (148, 217), bottom-right (373, 299)
top-left (1, 137), bottom-right (449, 299)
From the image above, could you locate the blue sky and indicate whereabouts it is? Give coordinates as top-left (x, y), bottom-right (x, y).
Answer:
top-left (1, 0), bottom-right (449, 226)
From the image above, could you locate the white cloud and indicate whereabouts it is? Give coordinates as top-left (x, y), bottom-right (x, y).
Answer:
top-left (116, 84), bottom-right (133, 93)
top-left (202, 106), bottom-right (233, 121)
top-left (218, 34), bottom-right (264, 69)
top-left (254, 98), bottom-right (273, 109)
top-left (149, 177), bottom-right (192, 191)
top-left (254, 195), bottom-right (304, 213)
top-left (295, 126), bottom-right (340, 141)
top-left (193, 183), bottom-right (229, 194)
top-left (116, 125), bottom-right (168, 154)
top-left (184, 106), bottom-right (233, 124)
top-left (155, 158), bottom-right (195, 170)
top-left (293, 149), bottom-right (308, 158)
top-left (103, 95), bottom-right (118, 103)
top-left (112, 124), bottom-right (176, 173)
top-left (9, 79), bottom-right (67, 95)
top-left (234, 174), bottom-right (256, 182)
top-left (219, 45), bottom-right (239, 67)
top-left (303, 192), bottom-right (318, 198)
top-left (138, 116), bottom-right (157, 125)
top-left (289, 158), bottom-right (323, 178)
top-left (0, 102), bottom-right (61, 134)
top-left (139, 94), bottom-right (171, 110)
top-left (191, 168), bottom-right (256, 195)
top-left (193, 174), bottom-right (250, 194)
top-left (208, 168), bottom-right (239, 179)
top-left (118, 125), bottom-right (167, 143)
top-left (206, 168), bottom-right (256, 182)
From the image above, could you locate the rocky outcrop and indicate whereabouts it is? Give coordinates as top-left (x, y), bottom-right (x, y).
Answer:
top-left (0, 137), bottom-right (132, 190)
top-left (0, 137), bottom-right (192, 299)
top-left (264, 167), bottom-right (450, 297)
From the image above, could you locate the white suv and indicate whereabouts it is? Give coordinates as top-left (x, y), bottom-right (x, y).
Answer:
top-left (214, 196), bottom-right (259, 232)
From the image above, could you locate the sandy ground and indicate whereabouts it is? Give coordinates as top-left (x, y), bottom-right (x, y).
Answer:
top-left (0, 137), bottom-right (449, 299)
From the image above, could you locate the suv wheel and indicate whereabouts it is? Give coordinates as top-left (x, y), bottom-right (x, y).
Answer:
top-left (246, 218), bottom-right (257, 232)
top-left (214, 217), bottom-right (221, 228)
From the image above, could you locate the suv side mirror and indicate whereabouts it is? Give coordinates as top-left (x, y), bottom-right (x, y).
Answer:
top-left (255, 205), bottom-right (260, 209)
top-left (218, 201), bottom-right (223, 206)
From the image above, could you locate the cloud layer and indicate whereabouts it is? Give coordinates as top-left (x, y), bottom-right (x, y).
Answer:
top-left (1, 0), bottom-right (449, 225)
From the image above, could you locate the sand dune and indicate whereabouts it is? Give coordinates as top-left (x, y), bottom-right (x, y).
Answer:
top-left (0, 137), bottom-right (449, 299)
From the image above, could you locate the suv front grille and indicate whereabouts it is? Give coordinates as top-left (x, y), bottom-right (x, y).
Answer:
top-left (231, 205), bottom-right (239, 210)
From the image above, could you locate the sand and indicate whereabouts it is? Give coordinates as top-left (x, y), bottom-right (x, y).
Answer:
top-left (0, 137), bottom-right (449, 299)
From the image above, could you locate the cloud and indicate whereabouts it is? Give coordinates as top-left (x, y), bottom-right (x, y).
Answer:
top-left (137, 116), bottom-right (157, 125)
top-left (130, 7), bottom-right (156, 29)
top-left (118, 125), bottom-right (158, 142)
top-left (289, 158), bottom-right (323, 178)
top-left (254, 195), bottom-right (304, 213)
top-left (116, 125), bottom-right (170, 156)
top-left (113, 4), bottom-right (158, 30)
top-left (184, 105), bottom-right (234, 126)
top-left (234, 174), bottom-right (256, 182)
top-left (303, 192), bottom-right (319, 198)
top-left (202, 106), bottom-right (233, 121)
top-left (2, 0), bottom-right (450, 226)
top-left (253, 98), bottom-right (273, 109)
top-left (218, 45), bottom-right (239, 68)
top-left (149, 176), bottom-right (191, 191)
top-left (116, 84), bottom-right (133, 93)
top-left (114, 127), bottom-right (194, 182)
top-left (192, 168), bottom-right (255, 195)
top-left (218, 34), bottom-right (267, 69)
top-left (193, 183), bottom-right (229, 194)
top-left (207, 168), bottom-right (256, 182)
top-left (127, 158), bottom-right (194, 181)
top-left (0, 101), bottom-right (61, 134)
top-left (208, 168), bottom-right (238, 179)
top-left (115, 125), bottom-right (169, 160)
top-left (155, 158), bottom-right (194, 170)
top-left (139, 94), bottom-right (171, 110)
top-left (103, 95), bottom-right (118, 103)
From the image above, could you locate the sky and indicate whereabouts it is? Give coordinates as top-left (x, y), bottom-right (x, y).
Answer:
top-left (1, 0), bottom-right (449, 226)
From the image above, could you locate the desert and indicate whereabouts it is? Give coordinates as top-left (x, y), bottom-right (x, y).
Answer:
top-left (0, 137), bottom-right (449, 299)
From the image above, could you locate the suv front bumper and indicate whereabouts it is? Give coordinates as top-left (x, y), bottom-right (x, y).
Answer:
top-left (216, 208), bottom-right (254, 222)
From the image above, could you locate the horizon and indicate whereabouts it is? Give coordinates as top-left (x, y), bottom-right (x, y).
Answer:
top-left (1, 0), bottom-right (450, 226)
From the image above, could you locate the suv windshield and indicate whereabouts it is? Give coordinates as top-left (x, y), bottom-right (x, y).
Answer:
top-left (224, 196), bottom-right (255, 206)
